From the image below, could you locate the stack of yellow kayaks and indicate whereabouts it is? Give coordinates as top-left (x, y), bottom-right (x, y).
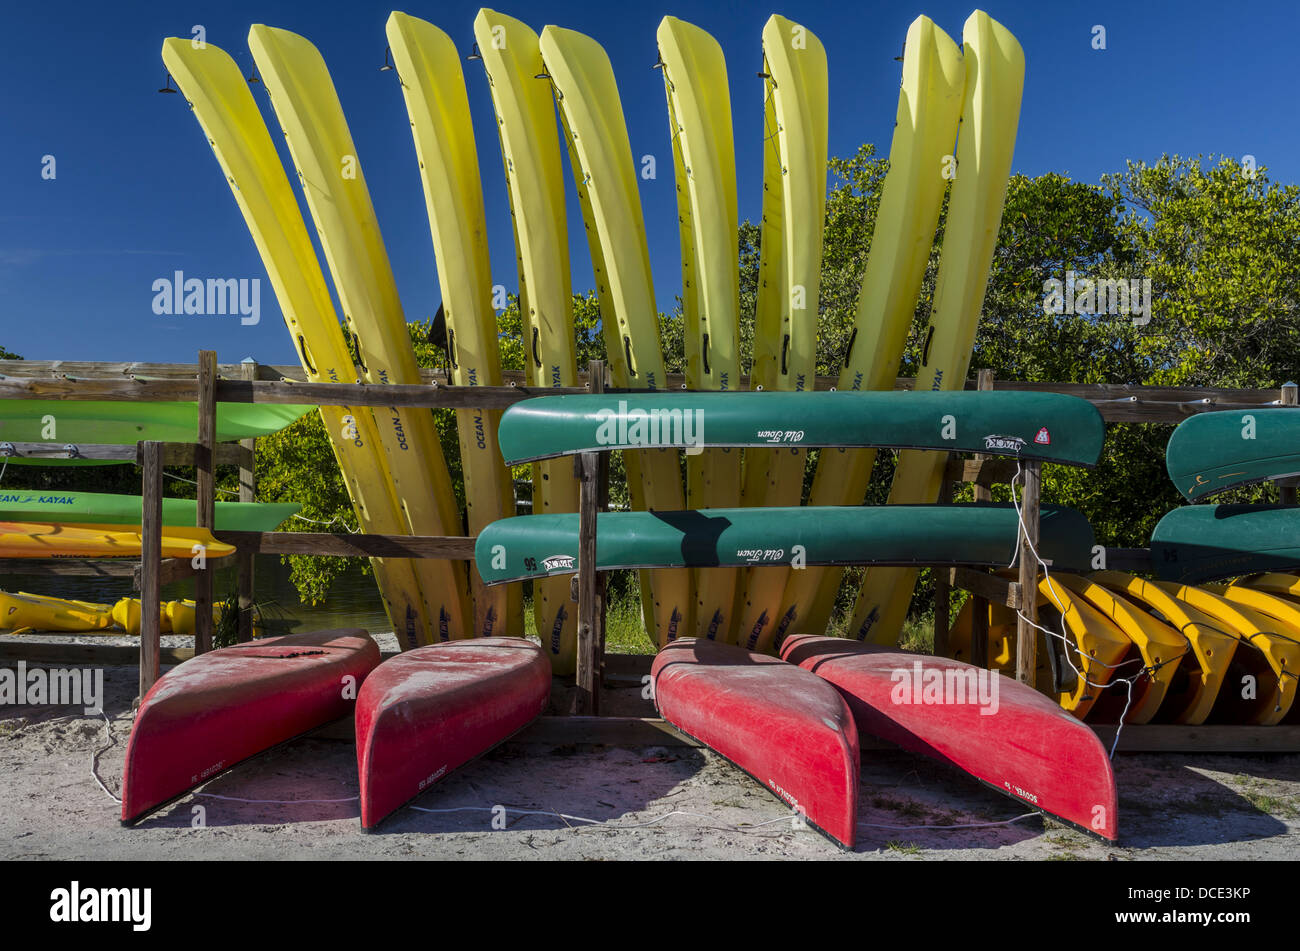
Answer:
top-left (948, 570), bottom-right (1300, 724)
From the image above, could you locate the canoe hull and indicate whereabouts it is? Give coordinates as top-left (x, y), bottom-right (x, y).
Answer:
top-left (650, 638), bottom-right (859, 847)
top-left (781, 634), bottom-right (1118, 841)
top-left (355, 637), bottom-right (551, 829)
top-left (121, 629), bottom-right (379, 824)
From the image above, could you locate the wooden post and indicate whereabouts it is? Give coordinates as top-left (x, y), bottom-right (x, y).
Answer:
top-left (1280, 382), bottom-right (1298, 505)
top-left (574, 450), bottom-right (600, 716)
top-left (237, 359), bottom-right (257, 642)
top-left (139, 441), bottom-right (163, 699)
top-left (589, 361), bottom-right (609, 686)
top-left (194, 350), bottom-right (217, 654)
top-left (970, 369), bottom-right (994, 667)
top-left (933, 471), bottom-right (953, 657)
top-left (1015, 462), bottom-right (1041, 685)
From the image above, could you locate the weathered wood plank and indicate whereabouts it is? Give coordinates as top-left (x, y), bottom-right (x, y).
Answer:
top-left (215, 530), bottom-right (476, 559)
top-left (950, 567), bottom-right (1023, 610)
top-left (194, 351), bottom-right (216, 656)
top-left (139, 441), bottom-right (163, 698)
top-left (0, 558), bottom-right (137, 578)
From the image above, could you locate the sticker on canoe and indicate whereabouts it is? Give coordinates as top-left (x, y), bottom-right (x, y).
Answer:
top-left (983, 435), bottom-right (1026, 453)
top-left (540, 554), bottom-right (575, 573)
top-left (1035, 427), bottom-right (1051, 445)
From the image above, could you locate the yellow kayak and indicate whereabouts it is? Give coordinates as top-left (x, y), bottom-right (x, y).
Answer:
top-left (109, 598), bottom-right (223, 636)
top-left (1156, 582), bottom-right (1299, 725)
top-left (1092, 572), bottom-right (1235, 725)
top-left (0, 521), bottom-right (234, 560)
top-left (0, 591), bottom-right (114, 632)
top-left (949, 575), bottom-right (1131, 719)
top-left (1050, 573), bottom-right (1187, 723)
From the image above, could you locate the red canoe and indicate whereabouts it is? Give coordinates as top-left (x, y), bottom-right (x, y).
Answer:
top-left (121, 629), bottom-right (379, 825)
top-left (651, 638), bottom-right (860, 848)
top-left (780, 634), bottom-right (1118, 840)
top-left (355, 637), bottom-right (551, 830)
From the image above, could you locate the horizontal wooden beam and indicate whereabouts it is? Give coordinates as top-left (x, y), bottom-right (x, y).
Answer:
top-left (216, 530), bottom-right (477, 559)
top-left (0, 441), bottom-right (250, 466)
top-left (132, 557), bottom-right (198, 590)
top-left (0, 558), bottom-right (137, 578)
top-left (950, 567), bottom-right (1023, 609)
top-left (0, 641), bottom-right (194, 666)
top-left (215, 379), bottom-right (587, 410)
top-left (1, 359), bottom-right (1290, 425)
top-left (945, 458), bottom-right (1026, 485)
top-left (1092, 724), bottom-right (1300, 753)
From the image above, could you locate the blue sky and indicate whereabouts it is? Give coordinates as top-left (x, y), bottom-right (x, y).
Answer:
top-left (1, 0), bottom-right (1295, 364)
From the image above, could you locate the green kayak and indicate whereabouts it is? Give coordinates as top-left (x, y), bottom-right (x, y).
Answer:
top-left (0, 489), bottom-right (300, 532)
top-left (1165, 408), bottom-right (1300, 501)
top-left (496, 391), bottom-right (1105, 466)
top-left (474, 503), bottom-right (1095, 584)
top-left (0, 400), bottom-right (313, 465)
top-left (1152, 504), bottom-right (1300, 583)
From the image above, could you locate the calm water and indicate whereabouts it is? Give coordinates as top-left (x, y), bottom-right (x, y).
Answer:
top-left (3, 555), bottom-right (394, 634)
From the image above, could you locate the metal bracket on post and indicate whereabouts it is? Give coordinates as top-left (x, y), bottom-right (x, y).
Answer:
top-left (574, 449), bottom-right (600, 716)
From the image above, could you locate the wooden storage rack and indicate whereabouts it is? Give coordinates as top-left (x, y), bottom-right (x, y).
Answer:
top-left (2, 355), bottom-right (1298, 751)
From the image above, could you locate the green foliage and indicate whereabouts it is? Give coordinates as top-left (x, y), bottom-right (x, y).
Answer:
top-left (238, 152), bottom-right (1300, 632)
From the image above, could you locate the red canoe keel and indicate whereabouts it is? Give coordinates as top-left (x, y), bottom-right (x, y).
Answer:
top-left (651, 638), bottom-right (860, 848)
top-left (780, 635), bottom-right (1118, 840)
top-left (355, 637), bottom-right (551, 830)
top-left (121, 629), bottom-right (379, 825)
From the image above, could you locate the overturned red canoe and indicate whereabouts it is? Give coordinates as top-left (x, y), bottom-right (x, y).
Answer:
top-left (121, 629), bottom-right (378, 825)
top-left (355, 637), bottom-right (551, 830)
top-left (781, 634), bottom-right (1118, 840)
top-left (651, 638), bottom-right (860, 848)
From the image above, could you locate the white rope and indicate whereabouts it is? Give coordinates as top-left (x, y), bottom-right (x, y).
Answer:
top-left (407, 803), bottom-right (797, 834)
top-left (858, 811), bottom-right (1040, 831)
top-left (195, 792), bottom-right (358, 804)
top-left (91, 711), bottom-right (122, 803)
top-left (163, 470), bottom-right (239, 496)
top-left (1005, 462), bottom-right (1145, 757)
top-left (291, 512), bottom-right (358, 532)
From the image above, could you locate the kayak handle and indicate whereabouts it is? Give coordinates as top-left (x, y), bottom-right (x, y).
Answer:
top-left (531, 327), bottom-right (542, 368)
top-left (842, 327), bottom-right (857, 369)
top-left (781, 333), bottom-right (790, 375)
top-left (351, 332), bottom-right (367, 374)
top-left (447, 329), bottom-right (459, 370)
top-left (296, 334), bottom-right (317, 376)
top-left (702, 333), bottom-right (710, 376)
top-left (624, 335), bottom-right (635, 377)
top-left (921, 326), bottom-right (935, 365)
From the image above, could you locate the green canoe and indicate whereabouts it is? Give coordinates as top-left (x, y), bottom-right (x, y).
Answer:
top-left (0, 400), bottom-right (313, 465)
top-left (1165, 408), bottom-right (1300, 501)
top-left (496, 391), bottom-right (1105, 466)
top-left (1151, 504), bottom-right (1300, 583)
top-left (474, 503), bottom-right (1095, 585)
top-left (0, 489), bottom-right (299, 532)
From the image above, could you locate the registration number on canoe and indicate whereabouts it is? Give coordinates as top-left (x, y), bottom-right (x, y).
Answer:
top-left (418, 765), bottom-right (448, 791)
top-left (1004, 780), bottom-right (1038, 805)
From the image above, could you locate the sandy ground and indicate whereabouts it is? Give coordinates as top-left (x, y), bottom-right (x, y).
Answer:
top-left (3, 647), bottom-right (1299, 861)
